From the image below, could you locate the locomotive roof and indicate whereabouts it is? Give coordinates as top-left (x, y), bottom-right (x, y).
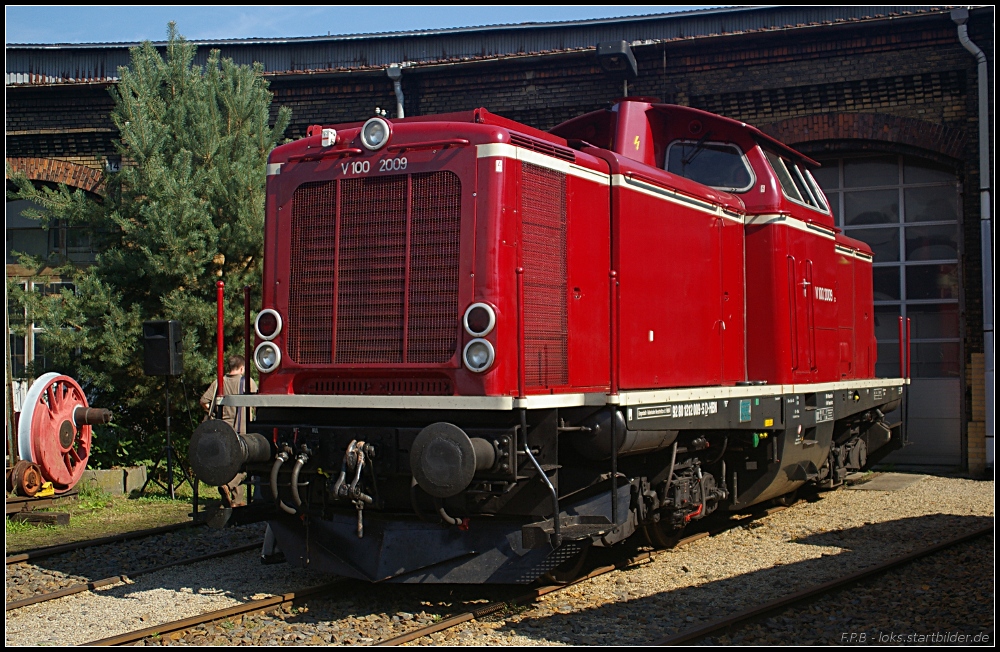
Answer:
top-left (647, 104), bottom-right (822, 169)
top-left (550, 102), bottom-right (820, 169)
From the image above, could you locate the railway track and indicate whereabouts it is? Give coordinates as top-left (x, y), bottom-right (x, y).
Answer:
top-left (82, 580), bottom-right (348, 646)
top-left (5, 520), bottom-right (200, 565)
top-left (66, 499), bottom-right (797, 646)
top-left (6, 543), bottom-right (259, 611)
top-left (384, 522), bottom-right (994, 646)
top-left (651, 524), bottom-right (995, 645)
top-left (77, 529), bottom-right (714, 647)
top-left (10, 481), bottom-right (992, 647)
top-left (377, 532), bottom-right (710, 647)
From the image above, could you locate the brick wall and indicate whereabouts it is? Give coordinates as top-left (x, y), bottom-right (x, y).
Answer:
top-left (966, 353), bottom-right (987, 477)
top-left (7, 157), bottom-right (104, 194)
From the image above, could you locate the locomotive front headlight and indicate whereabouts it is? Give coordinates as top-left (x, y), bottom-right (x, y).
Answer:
top-left (254, 309), bottom-right (282, 341)
top-left (463, 303), bottom-right (496, 337)
top-left (360, 117), bottom-right (391, 150)
top-left (254, 342), bottom-right (281, 373)
top-left (463, 338), bottom-right (495, 373)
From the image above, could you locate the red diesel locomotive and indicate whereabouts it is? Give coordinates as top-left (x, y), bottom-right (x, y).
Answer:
top-left (190, 98), bottom-right (907, 583)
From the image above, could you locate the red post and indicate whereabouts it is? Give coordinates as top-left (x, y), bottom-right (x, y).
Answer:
top-left (898, 316), bottom-right (905, 380)
top-left (217, 281), bottom-right (225, 399)
top-left (906, 317), bottom-right (912, 380)
top-left (244, 286), bottom-right (252, 394)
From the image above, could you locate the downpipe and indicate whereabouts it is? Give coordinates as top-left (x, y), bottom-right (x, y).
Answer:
top-left (387, 64), bottom-right (404, 118)
top-left (953, 8), bottom-right (994, 470)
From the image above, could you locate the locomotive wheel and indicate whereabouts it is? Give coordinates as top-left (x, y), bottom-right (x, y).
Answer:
top-left (11, 460), bottom-right (44, 497)
top-left (17, 373), bottom-right (93, 493)
top-left (772, 488), bottom-right (799, 507)
top-left (642, 518), bottom-right (685, 549)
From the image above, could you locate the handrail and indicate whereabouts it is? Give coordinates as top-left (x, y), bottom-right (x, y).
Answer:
top-left (387, 138), bottom-right (469, 153)
top-left (287, 147), bottom-right (363, 162)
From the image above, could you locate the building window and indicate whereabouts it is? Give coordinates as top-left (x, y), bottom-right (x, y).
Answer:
top-left (6, 199), bottom-right (97, 265)
top-left (9, 282), bottom-right (28, 379)
top-left (813, 155), bottom-right (962, 378)
top-left (7, 281), bottom-right (76, 380)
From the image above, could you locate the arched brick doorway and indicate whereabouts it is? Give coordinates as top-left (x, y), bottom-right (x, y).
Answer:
top-left (761, 114), bottom-right (967, 468)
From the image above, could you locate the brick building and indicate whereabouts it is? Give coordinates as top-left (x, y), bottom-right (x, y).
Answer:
top-left (5, 6), bottom-right (993, 473)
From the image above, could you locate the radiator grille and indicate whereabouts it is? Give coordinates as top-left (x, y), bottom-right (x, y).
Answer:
top-left (408, 173), bottom-right (463, 363)
top-left (521, 163), bottom-right (568, 388)
top-left (337, 176), bottom-right (408, 363)
top-left (287, 171), bottom-right (461, 367)
top-left (288, 181), bottom-right (338, 364)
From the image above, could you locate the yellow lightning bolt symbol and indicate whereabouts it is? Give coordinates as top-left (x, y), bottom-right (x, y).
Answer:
top-left (634, 136), bottom-right (641, 150)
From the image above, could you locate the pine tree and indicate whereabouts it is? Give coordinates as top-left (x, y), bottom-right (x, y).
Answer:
top-left (7, 23), bottom-right (291, 467)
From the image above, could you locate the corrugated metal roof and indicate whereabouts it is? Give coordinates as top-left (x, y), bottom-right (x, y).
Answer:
top-left (4, 6), bottom-right (750, 47)
top-left (4, 6), bottom-right (970, 86)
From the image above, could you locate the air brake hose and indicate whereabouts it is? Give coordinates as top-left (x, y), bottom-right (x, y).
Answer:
top-left (270, 449), bottom-right (296, 514)
top-left (435, 498), bottom-right (462, 526)
top-left (290, 452), bottom-right (309, 507)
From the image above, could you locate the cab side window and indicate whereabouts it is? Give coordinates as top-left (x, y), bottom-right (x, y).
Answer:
top-left (665, 140), bottom-right (754, 192)
top-left (763, 150), bottom-right (830, 213)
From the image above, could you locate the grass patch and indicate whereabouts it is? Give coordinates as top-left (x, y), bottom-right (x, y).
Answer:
top-left (74, 481), bottom-right (115, 511)
top-left (5, 517), bottom-right (52, 537)
top-left (4, 468), bottom-right (236, 554)
top-left (5, 484), bottom-right (205, 554)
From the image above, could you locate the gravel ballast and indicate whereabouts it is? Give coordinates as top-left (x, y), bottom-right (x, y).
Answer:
top-left (4, 473), bottom-right (993, 646)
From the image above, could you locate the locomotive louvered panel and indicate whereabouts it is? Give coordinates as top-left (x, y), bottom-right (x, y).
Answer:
top-left (521, 162), bottom-right (568, 388)
top-left (407, 172), bottom-right (462, 363)
top-left (336, 176), bottom-right (409, 364)
top-left (510, 134), bottom-right (576, 162)
top-left (300, 377), bottom-right (452, 395)
top-left (288, 180), bottom-right (338, 364)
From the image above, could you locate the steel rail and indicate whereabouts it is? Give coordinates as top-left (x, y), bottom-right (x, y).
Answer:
top-left (71, 497), bottom-right (796, 646)
top-left (82, 579), bottom-right (348, 646)
top-left (374, 498), bottom-right (853, 646)
top-left (377, 531), bottom-right (709, 646)
top-left (5, 520), bottom-right (199, 565)
top-left (6, 543), bottom-right (260, 611)
top-left (650, 524), bottom-right (995, 645)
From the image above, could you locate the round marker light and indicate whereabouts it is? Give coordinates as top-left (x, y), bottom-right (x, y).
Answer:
top-left (463, 303), bottom-right (496, 337)
top-left (361, 117), bottom-right (391, 150)
top-left (463, 338), bottom-right (495, 373)
top-left (255, 309), bottom-right (282, 341)
top-left (254, 342), bottom-right (281, 373)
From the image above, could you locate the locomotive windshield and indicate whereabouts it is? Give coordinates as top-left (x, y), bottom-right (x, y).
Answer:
top-left (665, 140), bottom-right (754, 192)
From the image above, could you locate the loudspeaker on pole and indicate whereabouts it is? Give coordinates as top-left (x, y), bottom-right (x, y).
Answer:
top-left (142, 320), bottom-right (183, 376)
